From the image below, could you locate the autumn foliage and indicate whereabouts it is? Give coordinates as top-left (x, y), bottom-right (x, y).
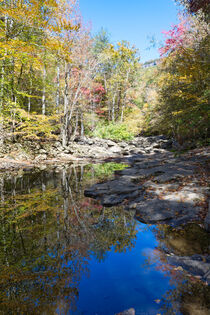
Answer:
top-left (144, 14), bottom-right (210, 145)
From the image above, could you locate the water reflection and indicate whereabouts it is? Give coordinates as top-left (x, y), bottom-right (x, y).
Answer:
top-left (0, 164), bottom-right (209, 314)
top-left (144, 225), bottom-right (210, 314)
top-left (0, 164), bottom-right (137, 314)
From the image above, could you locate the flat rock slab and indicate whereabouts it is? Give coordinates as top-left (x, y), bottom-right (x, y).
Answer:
top-left (85, 179), bottom-right (142, 206)
top-left (129, 198), bottom-right (199, 224)
top-left (84, 147), bottom-right (209, 227)
top-left (85, 179), bottom-right (140, 195)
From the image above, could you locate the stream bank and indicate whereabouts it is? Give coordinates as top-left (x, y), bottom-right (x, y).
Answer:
top-left (0, 135), bottom-right (174, 170)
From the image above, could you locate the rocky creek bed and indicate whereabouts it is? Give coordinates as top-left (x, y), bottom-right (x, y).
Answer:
top-left (0, 135), bottom-right (175, 169)
top-left (84, 146), bottom-right (210, 229)
top-left (0, 135), bottom-right (210, 291)
top-left (1, 135), bottom-right (209, 230)
top-left (82, 139), bottom-right (210, 288)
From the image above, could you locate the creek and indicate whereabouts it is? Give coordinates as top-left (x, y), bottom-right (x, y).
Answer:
top-left (0, 163), bottom-right (209, 315)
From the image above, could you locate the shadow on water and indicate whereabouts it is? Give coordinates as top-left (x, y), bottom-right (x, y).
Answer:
top-left (0, 163), bottom-right (209, 315)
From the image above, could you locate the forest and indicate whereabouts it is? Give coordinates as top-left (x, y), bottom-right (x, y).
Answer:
top-left (0, 1), bottom-right (209, 314)
top-left (0, 0), bottom-right (209, 149)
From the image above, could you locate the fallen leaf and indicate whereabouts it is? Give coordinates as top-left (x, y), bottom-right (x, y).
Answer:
top-left (174, 266), bottom-right (183, 271)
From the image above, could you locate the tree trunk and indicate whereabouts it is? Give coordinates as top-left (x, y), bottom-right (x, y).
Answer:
top-left (111, 92), bottom-right (116, 122)
top-left (0, 177), bottom-right (4, 203)
top-left (0, 61), bottom-right (4, 147)
top-left (73, 107), bottom-right (79, 139)
top-left (117, 87), bottom-right (122, 120)
top-left (80, 111), bottom-right (84, 138)
top-left (1, 60), bottom-right (5, 107)
top-left (121, 68), bottom-right (130, 122)
top-left (56, 62), bottom-right (60, 112)
top-left (62, 61), bottom-right (70, 147)
top-left (11, 57), bottom-right (15, 104)
top-left (42, 64), bottom-right (46, 115)
top-left (28, 66), bottom-right (32, 114)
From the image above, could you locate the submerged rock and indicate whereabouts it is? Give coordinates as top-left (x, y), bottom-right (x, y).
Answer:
top-left (167, 254), bottom-right (210, 285)
top-left (116, 308), bottom-right (135, 315)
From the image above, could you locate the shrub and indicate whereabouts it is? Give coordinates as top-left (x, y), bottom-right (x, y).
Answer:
top-left (91, 122), bottom-right (134, 141)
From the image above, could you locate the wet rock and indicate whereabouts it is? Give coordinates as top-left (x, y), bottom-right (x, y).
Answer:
top-left (204, 201), bottom-right (210, 232)
top-left (169, 214), bottom-right (198, 228)
top-left (132, 199), bottom-right (176, 224)
top-left (85, 146), bottom-right (209, 227)
top-left (167, 254), bottom-right (210, 284)
top-left (85, 179), bottom-right (142, 206)
top-left (101, 194), bottom-right (126, 206)
top-left (107, 179), bottom-right (140, 194)
top-left (116, 308), bottom-right (135, 315)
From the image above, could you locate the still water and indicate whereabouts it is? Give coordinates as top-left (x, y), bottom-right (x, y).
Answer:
top-left (0, 163), bottom-right (209, 314)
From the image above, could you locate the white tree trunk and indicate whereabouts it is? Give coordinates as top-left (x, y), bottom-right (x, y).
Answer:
top-left (111, 92), bottom-right (116, 122)
top-left (80, 111), bottom-right (84, 138)
top-left (62, 61), bottom-right (70, 147)
top-left (0, 61), bottom-right (4, 147)
top-left (42, 64), bottom-right (46, 115)
top-left (56, 62), bottom-right (60, 112)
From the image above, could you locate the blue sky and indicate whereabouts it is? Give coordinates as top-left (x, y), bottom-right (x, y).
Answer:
top-left (80, 0), bottom-right (181, 62)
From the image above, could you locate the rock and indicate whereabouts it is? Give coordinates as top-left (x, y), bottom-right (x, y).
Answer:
top-left (170, 214), bottom-right (197, 227)
top-left (58, 153), bottom-right (72, 160)
top-left (118, 141), bottom-right (127, 148)
top-left (106, 139), bottom-right (116, 147)
top-left (85, 145), bottom-right (209, 227)
top-left (38, 135), bottom-right (176, 163)
top-left (204, 200), bottom-right (210, 232)
top-left (101, 194), bottom-right (126, 206)
top-left (132, 199), bottom-right (175, 223)
top-left (85, 178), bottom-right (142, 206)
top-left (116, 308), bottom-right (135, 315)
top-left (64, 149), bottom-right (71, 154)
top-left (34, 154), bottom-right (47, 162)
top-left (167, 254), bottom-right (210, 285)
top-left (87, 139), bottom-right (94, 145)
top-left (53, 141), bottom-right (62, 147)
top-left (122, 150), bottom-right (130, 156)
top-left (37, 165), bottom-right (47, 171)
top-left (39, 149), bottom-right (47, 154)
top-left (109, 146), bottom-right (122, 154)
top-left (85, 179), bottom-right (140, 197)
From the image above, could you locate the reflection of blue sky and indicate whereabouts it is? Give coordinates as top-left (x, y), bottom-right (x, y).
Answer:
top-left (74, 223), bottom-right (173, 315)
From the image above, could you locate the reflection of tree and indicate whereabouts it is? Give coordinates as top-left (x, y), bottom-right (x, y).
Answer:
top-left (89, 206), bottom-right (137, 261)
top-left (160, 278), bottom-right (210, 315)
top-left (142, 224), bottom-right (210, 314)
top-left (154, 224), bottom-right (210, 257)
top-left (0, 164), bottom-right (137, 314)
